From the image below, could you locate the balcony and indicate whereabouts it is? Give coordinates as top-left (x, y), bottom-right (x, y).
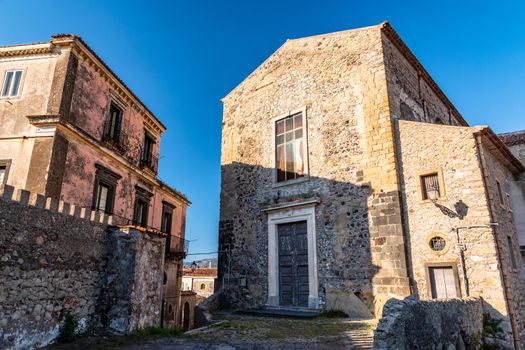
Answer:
top-left (139, 152), bottom-right (159, 173)
top-left (166, 234), bottom-right (189, 259)
top-left (101, 120), bottom-right (128, 155)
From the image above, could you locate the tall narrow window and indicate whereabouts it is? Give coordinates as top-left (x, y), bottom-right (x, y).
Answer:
top-left (1, 70), bottom-right (23, 98)
top-left (162, 203), bottom-right (174, 253)
top-left (161, 204), bottom-right (174, 234)
top-left (421, 173), bottom-right (441, 200)
top-left (141, 131), bottom-right (155, 168)
top-left (496, 181), bottom-right (505, 205)
top-left (275, 112), bottom-right (305, 183)
top-left (92, 164), bottom-right (121, 215)
top-left (133, 186), bottom-right (152, 227)
top-left (508, 236), bottom-right (517, 270)
top-left (104, 102), bottom-right (123, 143)
top-left (133, 199), bottom-right (148, 226)
top-left (0, 165), bottom-right (7, 185)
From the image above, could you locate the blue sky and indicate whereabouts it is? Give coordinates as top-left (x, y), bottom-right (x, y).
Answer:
top-left (1, 1), bottom-right (524, 260)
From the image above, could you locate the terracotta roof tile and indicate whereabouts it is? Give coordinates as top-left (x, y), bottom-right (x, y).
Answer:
top-left (183, 268), bottom-right (217, 277)
top-left (499, 130), bottom-right (525, 146)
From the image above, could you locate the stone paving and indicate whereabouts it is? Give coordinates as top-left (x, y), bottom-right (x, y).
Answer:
top-left (48, 313), bottom-right (376, 350)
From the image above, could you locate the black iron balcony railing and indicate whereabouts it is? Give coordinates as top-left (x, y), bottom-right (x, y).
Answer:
top-left (139, 152), bottom-right (159, 173)
top-left (101, 120), bottom-right (128, 155)
top-left (108, 212), bottom-right (188, 259)
top-left (166, 234), bottom-right (189, 258)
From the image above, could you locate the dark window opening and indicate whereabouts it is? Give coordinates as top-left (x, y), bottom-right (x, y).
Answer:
top-left (0, 165), bottom-right (6, 185)
top-left (104, 102), bottom-right (123, 143)
top-left (133, 186), bottom-right (153, 227)
top-left (429, 236), bottom-right (446, 251)
top-left (140, 131), bottom-right (156, 171)
top-left (94, 182), bottom-right (112, 214)
top-left (133, 199), bottom-right (148, 227)
top-left (1, 70), bottom-right (23, 97)
top-left (496, 181), bottom-right (505, 205)
top-left (508, 236), bottom-right (517, 270)
top-left (275, 112), bottom-right (305, 183)
top-left (421, 173), bottom-right (440, 200)
top-left (0, 160), bottom-right (11, 186)
top-left (91, 164), bottom-right (120, 215)
top-left (200, 283), bottom-right (206, 290)
top-left (162, 203), bottom-right (174, 253)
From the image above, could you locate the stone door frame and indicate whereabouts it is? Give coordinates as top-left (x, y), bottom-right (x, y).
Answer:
top-left (264, 200), bottom-right (319, 309)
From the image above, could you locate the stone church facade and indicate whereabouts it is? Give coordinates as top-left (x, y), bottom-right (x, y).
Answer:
top-left (218, 22), bottom-right (525, 348)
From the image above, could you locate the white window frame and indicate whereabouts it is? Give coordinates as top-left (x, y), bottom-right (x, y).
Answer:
top-left (263, 200), bottom-right (319, 309)
top-left (271, 107), bottom-right (309, 187)
top-left (1, 69), bottom-right (25, 99)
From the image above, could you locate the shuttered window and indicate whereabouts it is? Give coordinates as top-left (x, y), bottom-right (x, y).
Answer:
top-left (275, 113), bottom-right (305, 183)
top-left (428, 266), bottom-right (458, 299)
top-left (421, 173), bottom-right (440, 200)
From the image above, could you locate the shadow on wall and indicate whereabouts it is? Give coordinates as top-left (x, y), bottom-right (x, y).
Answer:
top-left (375, 296), bottom-right (510, 350)
top-left (217, 161), bottom-right (381, 315)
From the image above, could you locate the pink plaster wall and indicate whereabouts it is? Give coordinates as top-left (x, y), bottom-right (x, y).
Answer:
top-left (58, 53), bottom-right (186, 239)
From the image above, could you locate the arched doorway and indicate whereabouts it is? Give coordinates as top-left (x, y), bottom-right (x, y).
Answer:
top-left (182, 302), bottom-right (190, 331)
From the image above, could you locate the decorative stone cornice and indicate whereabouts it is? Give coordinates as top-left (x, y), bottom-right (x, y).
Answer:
top-left (51, 34), bottom-right (166, 135)
top-left (26, 114), bottom-right (190, 206)
top-left (0, 46), bottom-right (54, 58)
top-left (474, 126), bottom-right (525, 174)
top-left (1, 34), bottom-right (166, 136)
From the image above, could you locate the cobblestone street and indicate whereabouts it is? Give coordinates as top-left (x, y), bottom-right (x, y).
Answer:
top-left (48, 313), bottom-right (376, 350)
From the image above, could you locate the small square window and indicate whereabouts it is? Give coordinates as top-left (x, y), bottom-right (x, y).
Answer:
top-left (421, 173), bottom-right (441, 200)
top-left (1, 70), bottom-right (23, 98)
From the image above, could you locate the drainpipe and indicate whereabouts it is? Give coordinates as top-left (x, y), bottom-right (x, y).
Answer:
top-left (453, 224), bottom-right (499, 298)
top-left (454, 226), bottom-right (470, 297)
top-left (475, 135), bottom-right (520, 350)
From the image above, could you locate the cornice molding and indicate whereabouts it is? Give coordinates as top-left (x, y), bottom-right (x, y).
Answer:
top-left (1, 35), bottom-right (166, 136)
top-left (0, 46), bottom-right (54, 58)
top-left (26, 114), bottom-right (190, 206)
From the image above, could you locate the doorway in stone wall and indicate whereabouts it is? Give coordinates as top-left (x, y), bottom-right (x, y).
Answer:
top-left (278, 221), bottom-right (309, 307)
top-left (182, 302), bottom-right (190, 331)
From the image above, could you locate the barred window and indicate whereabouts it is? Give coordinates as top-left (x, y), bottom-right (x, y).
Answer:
top-left (275, 113), bottom-right (305, 183)
top-left (421, 173), bottom-right (440, 200)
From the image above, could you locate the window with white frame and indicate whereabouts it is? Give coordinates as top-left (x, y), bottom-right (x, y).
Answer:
top-left (1, 70), bottom-right (23, 98)
top-left (275, 112), bottom-right (306, 183)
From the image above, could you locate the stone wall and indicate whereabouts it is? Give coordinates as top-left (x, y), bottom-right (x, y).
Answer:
top-left (374, 297), bottom-right (484, 349)
top-left (477, 136), bottom-right (525, 348)
top-left (395, 119), bottom-right (525, 347)
top-left (0, 185), bottom-right (165, 349)
top-left (219, 23), bottom-right (413, 314)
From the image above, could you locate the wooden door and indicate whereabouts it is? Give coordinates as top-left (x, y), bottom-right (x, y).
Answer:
top-left (429, 266), bottom-right (458, 299)
top-left (278, 221), bottom-right (309, 307)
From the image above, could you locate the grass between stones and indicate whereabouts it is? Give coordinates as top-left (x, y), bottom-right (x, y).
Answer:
top-left (189, 312), bottom-right (372, 341)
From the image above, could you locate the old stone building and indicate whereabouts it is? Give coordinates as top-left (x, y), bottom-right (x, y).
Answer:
top-left (218, 22), bottom-right (525, 348)
top-left (182, 267), bottom-right (218, 302)
top-left (0, 35), bottom-right (190, 330)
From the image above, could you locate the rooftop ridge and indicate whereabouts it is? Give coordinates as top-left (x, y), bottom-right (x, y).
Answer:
top-left (0, 185), bottom-right (113, 225)
top-left (498, 129), bottom-right (525, 146)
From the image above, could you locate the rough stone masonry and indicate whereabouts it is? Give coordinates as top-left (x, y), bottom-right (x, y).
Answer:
top-left (0, 186), bottom-right (165, 349)
top-left (218, 21), bottom-right (525, 348)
